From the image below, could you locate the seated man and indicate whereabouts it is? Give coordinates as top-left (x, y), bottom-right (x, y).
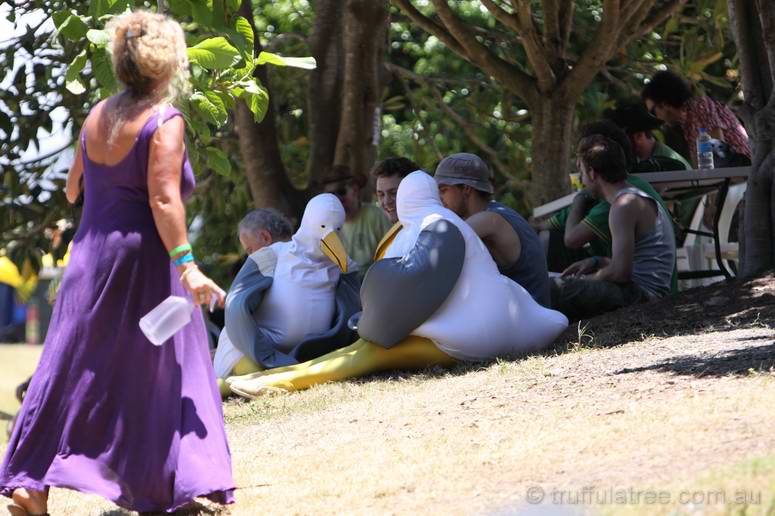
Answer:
top-left (213, 208), bottom-right (292, 379)
top-left (434, 153), bottom-right (550, 307)
top-left (321, 165), bottom-right (392, 272)
top-left (372, 156), bottom-right (420, 225)
top-left (215, 197), bottom-right (361, 397)
top-left (534, 120), bottom-right (675, 286)
top-left (551, 136), bottom-right (676, 321)
top-left (237, 207), bottom-right (293, 255)
top-left (226, 172), bottom-right (568, 398)
top-left (604, 100), bottom-right (690, 171)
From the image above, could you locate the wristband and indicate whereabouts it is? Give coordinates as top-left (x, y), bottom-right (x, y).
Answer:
top-left (590, 256), bottom-right (600, 269)
top-left (173, 252), bottom-right (195, 266)
top-left (169, 243), bottom-right (192, 257)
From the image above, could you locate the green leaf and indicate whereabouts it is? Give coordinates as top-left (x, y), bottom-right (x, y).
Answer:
top-left (233, 16), bottom-right (254, 54)
top-left (65, 50), bottom-right (88, 95)
top-left (188, 37), bottom-right (240, 70)
top-left (191, 91), bottom-right (228, 126)
top-left (212, 0), bottom-right (227, 29)
top-left (256, 51), bottom-right (316, 70)
top-left (88, 0), bottom-right (117, 18)
top-left (92, 47), bottom-right (118, 92)
top-left (53, 13), bottom-right (90, 40)
top-left (226, 0), bottom-right (241, 14)
top-left (87, 29), bottom-right (110, 47)
top-left (206, 146), bottom-right (231, 176)
top-left (191, 1), bottom-right (212, 26)
top-left (66, 77), bottom-right (86, 95)
top-left (168, 0), bottom-right (193, 17)
top-left (238, 79), bottom-right (268, 123)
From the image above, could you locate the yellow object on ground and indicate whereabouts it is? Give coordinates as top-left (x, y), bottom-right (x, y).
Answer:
top-left (226, 219), bottom-right (461, 399)
top-left (220, 357), bottom-right (264, 398)
top-left (227, 336), bottom-right (457, 398)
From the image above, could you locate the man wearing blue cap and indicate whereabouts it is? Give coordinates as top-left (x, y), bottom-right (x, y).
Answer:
top-left (434, 152), bottom-right (550, 307)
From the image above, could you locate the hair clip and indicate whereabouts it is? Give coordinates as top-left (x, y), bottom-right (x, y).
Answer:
top-left (126, 27), bottom-right (145, 39)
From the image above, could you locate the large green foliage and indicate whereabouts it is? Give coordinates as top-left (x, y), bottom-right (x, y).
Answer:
top-left (1, 0), bottom-right (740, 283)
top-left (0, 0), bottom-right (310, 279)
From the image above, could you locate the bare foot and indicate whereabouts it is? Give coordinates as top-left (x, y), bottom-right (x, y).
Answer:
top-left (11, 487), bottom-right (48, 515)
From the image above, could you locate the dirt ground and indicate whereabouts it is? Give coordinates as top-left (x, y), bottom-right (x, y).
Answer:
top-left (2, 273), bottom-right (774, 515)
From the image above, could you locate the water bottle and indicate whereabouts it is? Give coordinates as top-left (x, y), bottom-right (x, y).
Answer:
top-left (139, 295), bottom-right (195, 346)
top-left (697, 128), bottom-right (714, 170)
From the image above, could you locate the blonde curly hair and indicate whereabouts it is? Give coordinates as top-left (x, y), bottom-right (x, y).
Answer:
top-left (107, 10), bottom-right (189, 100)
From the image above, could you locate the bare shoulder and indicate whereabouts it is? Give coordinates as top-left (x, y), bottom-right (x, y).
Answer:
top-left (466, 210), bottom-right (502, 228)
top-left (151, 110), bottom-right (185, 149)
top-left (611, 192), bottom-right (643, 210)
top-left (467, 210), bottom-right (515, 240)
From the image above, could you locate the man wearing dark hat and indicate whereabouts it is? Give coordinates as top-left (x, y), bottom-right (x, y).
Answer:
top-left (321, 165), bottom-right (391, 272)
top-left (434, 152), bottom-right (550, 307)
top-left (605, 100), bottom-right (690, 171)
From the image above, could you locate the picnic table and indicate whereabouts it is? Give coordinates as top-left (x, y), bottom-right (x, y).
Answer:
top-left (532, 166), bottom-right (751, 280)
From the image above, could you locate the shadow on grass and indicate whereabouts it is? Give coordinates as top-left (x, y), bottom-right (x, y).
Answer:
top-left (99, 500), bottom-right (225, 515)
top-left (550, 273), bottom-right (775, 350)
top-left (613, 341), bottom-right (775, 378)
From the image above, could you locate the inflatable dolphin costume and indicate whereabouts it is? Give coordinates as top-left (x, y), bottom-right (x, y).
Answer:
top-left (213, 194), bottom-right (361, 386)
top-left (227, 172), bottom-right (568, 397)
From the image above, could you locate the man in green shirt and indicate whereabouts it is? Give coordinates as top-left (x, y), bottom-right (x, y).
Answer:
top-left (321, 165), bottom-right (392, 272)
top-left (604, 100), bottom-right (691, 170)
top-left (536, 120), bottom-right (678, 292)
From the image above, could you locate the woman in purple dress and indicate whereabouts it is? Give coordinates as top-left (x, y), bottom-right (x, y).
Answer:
top-left (1, 11), bottom-right (235, 515)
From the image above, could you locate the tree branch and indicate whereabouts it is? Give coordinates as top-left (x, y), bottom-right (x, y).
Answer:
top-left (541, 0), bottom-right (561, 62)
top-left (480, 0), bottom-right (519, 32)
top-left (424, 86), bottom-right (523, 186)
top-left (510, 1), bottom-right (556, 93)
top-left (391, 0), bottom-right (466, 56)
top-left (729, 0), bottom-right (767, 113)
top-left (755, 0), bottom-right (775, 93)
top-left (426, 0), bottom-right (538, 104)
top-left (558, 0), bottom-right (621, 101)
top-left (619, 0), bottom-right (687, 50)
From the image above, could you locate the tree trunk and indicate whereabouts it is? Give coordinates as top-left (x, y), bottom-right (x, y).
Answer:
top-left (729, 0), bottom-right (775, 276)
top-left (528, 95), bottom-right (575, 205)
top-left (307, 0), bottom-right (345, 185)
top-left (235, 0), bottom-right (389, 216)
top-left (334, 0), bottom-right (388, 184)
top-left (741, 97), bottom-right (775, 276)
top-left (235, 0), bottom-right (305, 215)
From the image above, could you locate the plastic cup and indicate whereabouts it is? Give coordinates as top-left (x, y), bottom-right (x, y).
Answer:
top-left (569, 173), bottom-right (583, 191)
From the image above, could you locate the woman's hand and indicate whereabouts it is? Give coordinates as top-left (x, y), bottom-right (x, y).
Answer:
top-left (180, 266), bottom-right (226, 308)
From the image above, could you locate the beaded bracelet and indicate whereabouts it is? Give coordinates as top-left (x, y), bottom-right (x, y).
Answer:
top-left (179, 265), bottom-right (199, 282)
top-left (173, 252), bottom-right (195, 266)
top-left (169, 243), bottom-right (192, 258)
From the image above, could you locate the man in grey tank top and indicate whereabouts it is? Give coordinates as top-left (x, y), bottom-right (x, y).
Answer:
top-left (551, 135), bottom-right (676, 321)
top-left (434, 153), bottom-right (550, 306)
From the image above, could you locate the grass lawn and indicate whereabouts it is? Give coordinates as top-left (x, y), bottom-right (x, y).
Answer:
top-left (1, 274), bottom-right (774, 514)
top-left (0, 344), bottom-right (42, 445)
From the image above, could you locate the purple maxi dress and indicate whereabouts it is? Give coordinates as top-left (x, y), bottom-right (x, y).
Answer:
top-left (0, 108), bottom-right (236, 512)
